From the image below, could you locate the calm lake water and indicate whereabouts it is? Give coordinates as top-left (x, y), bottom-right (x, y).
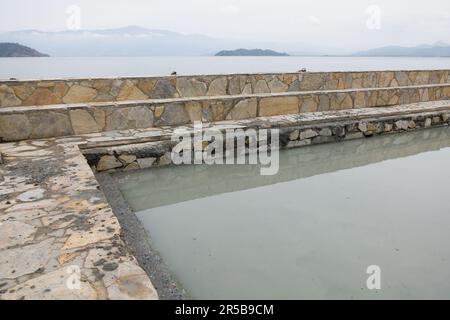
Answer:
top-left (117, 127), bottom-right (450, 299)
top-left (1, 56), bottom-right (450, 80)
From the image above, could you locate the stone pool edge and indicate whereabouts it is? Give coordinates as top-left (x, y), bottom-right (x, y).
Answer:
top-left (0, 139), bottom-right (159, 300)
top-left (81, 101), bottom-right (450, 174)
top-left (95, 172), bottom-right (190, 300)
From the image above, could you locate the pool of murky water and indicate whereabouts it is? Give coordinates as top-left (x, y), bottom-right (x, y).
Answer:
top-left (116, 127), bottom-right (450, 299)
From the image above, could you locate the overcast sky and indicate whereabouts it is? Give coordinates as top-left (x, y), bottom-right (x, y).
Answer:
top-left (1, 0), bottom-right (449, 50)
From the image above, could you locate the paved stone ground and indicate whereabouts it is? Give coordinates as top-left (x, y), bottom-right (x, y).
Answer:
top-left (0, 138), bottom-right (158, 300)
top-left (1, 100), bottom-right (450, 299)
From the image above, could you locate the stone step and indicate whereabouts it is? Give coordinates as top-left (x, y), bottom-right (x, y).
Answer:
top-left (1, 84), bottom-right (450, 142)
top-left (78, 100), bottom-right (450, 149)
top-left (1, 69), bottom-right (449, 107)
top-left (77, 100), bottom-right (450, 173)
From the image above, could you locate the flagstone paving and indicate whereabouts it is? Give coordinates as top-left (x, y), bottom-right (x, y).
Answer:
top-left (0, 137), bottom-right (158, 300)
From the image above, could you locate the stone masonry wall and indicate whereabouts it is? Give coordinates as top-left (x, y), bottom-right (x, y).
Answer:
top-left (82, 107), bottom-right (450, 174)
top-left (1, 70), bottom-right (449, 107)
top-left (1, 84), bottom-right (450, 142)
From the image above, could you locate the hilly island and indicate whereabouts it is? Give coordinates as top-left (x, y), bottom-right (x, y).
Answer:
top-left (215, 49), bottom-right (289, 56)
top-left (0, 42), bottom-right (49, 57)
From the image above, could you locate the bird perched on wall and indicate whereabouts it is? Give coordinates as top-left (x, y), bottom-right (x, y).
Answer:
top-left (171, 71), bottom-right (177, 75)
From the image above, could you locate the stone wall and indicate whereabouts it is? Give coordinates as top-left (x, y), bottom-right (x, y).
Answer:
top-left (81, 106), bottom-right (450, 174)
top-left (1, 84), bottom-right (450, 142)
top-left (1, 70), bottom-right (449, 107)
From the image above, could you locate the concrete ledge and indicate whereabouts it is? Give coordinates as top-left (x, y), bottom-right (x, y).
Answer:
top-left (1, 84), bottom-right (450, 142)
top-left (78, 101), bottom-right (450, 173)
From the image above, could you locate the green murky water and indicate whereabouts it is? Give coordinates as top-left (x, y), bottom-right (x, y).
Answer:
top-left (116, 127), bottom-right (450, 299)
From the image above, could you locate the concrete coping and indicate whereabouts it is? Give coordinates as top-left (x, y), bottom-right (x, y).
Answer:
top-left (1, 69), bottom-right (449, 83)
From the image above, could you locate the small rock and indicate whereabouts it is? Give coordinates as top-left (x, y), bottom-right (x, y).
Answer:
top-left (384, 123), bottom-right (393, 132)
top-left (69, 109), bottom-right (101, 135)
top-left (93, 259), bottom-right (107, 267)
top-left (395, 120), bottom-right (409, 130)
top-left (366, 123), bottom-right (377, 132)
top-left (299, 129), bottom-right (318, 140)
top-left (96, 155), bottom-right (122, 172)
top-left (408, 120), bottom-right (416, 129)
top-left (289, 130), bottom-right (299, 141)
top-left (332, 126), bottom-right (346, 138)
top-left (319, 128), bottom-right (332, 136)
top-left (207, 77), bottom-right (227, 96)
top-left (227, 98), bottom-right (257, 120)
top-left (124, 162), bottom-right (140, 171)
top-left (267, 78), bottom-right (288, 93)
top-left (103, 262), bottom-right (119, 272)
top-left (424, 118), bottom-right (432, 128)
top-left (152, 80), bottom-right (177, 99)
top-left (158, 153), bottom-right (172, 166)
top-left (176, 78), bottom-right (207, 97)
top-left (442, 113), bottom-right (450, 122)
top-left (358, 122), bottom-right (368, 132)
top-left (118, 154), bottom-right (137, 164)
top-left (137, 157), bottom-right (157, 169)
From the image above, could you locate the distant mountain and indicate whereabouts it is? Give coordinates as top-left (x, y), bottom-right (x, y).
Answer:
top-left (1, 26), bottom-right (447, 57)
top-left (0, 26), bottom-right (286, 57)
top-left (215, 49), bottom-right (289, 56)
top-left (0, 42), bottom-right (49, 57)
top-left (0, 26), bottom-right (343, 57)
top-left (354, 42), bottom-right (450, 57)
top-left (0, 26), bottom-right (224, 56)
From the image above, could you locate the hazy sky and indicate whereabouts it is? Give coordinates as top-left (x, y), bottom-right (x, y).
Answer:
top-left (1, 0), bottom-right (449, 50)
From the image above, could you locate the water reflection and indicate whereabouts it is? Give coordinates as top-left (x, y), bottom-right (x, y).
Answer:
top-left (117, 127), bottom-right (450, 211)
